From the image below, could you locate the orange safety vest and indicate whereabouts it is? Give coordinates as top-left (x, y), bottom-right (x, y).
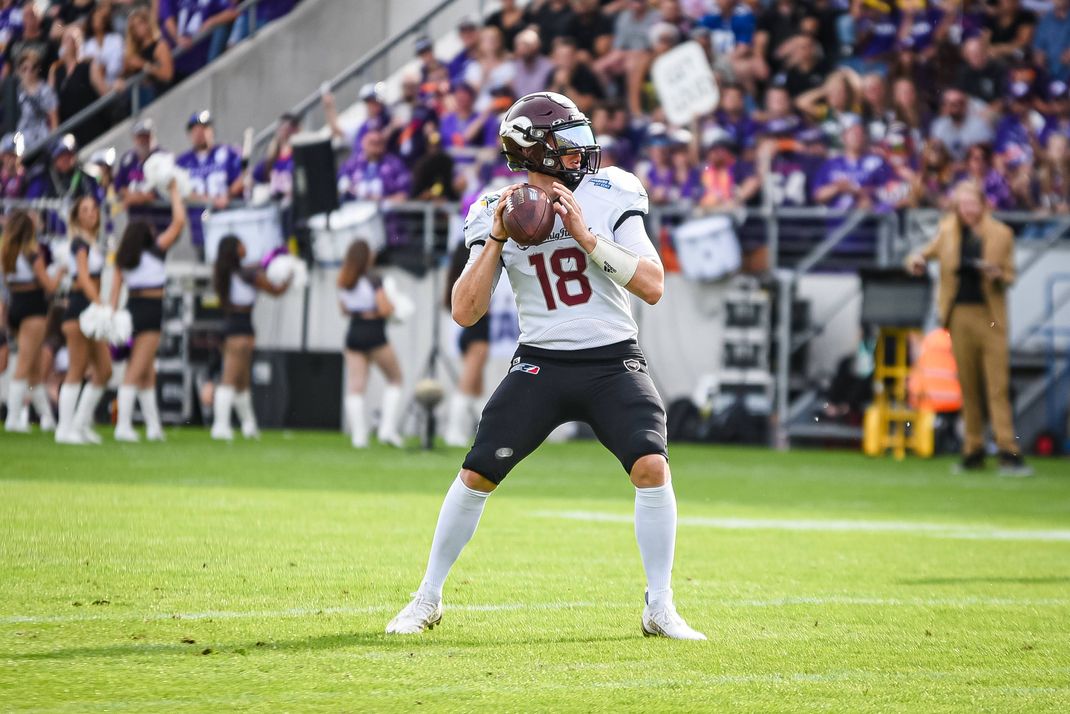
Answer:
top-left (908, 328), bottom-right (963, 413)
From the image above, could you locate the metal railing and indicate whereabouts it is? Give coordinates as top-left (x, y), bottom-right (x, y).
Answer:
top-left (25, 0), bottom-right (280, 160)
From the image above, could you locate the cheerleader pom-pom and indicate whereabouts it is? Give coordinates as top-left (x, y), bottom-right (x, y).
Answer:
top-left (109, 309), bottom-right (133, 346)
top-left (382, 275), bottom-right (415, 323)
top-left (264, 253), bottom-right (307, 290)
top-left (78, 303), bottom-right (114, 340)
top-left (143, 152), bottom-right (192, 197)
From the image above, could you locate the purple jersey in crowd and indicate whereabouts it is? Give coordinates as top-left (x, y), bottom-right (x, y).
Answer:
top-left (811, 154), bottom-right (897, 210)
top-left (643, 164), bottom-right (702, 203)
top-left (855, 8), bottom-right (900, 58)
top-left (1, 167), bottom-right (24, 198)
top-left (955, 169), bottom-right (1015, 210)
top-left (253, 153), bottom-right (294, 199)
top-left (1041, 115), bottom-right (1070, 145)
top-left (159, 0), bottom-right (234, 76)
top-left (176, 143), bottom-right (243, 245)
top-left (176, 143), bottom-right (243, 197)
top-left (114, 148), bottom-right (155, 195)
top-left (337, 152), bottom-right (411, 201)
top-left (995, 114), bottom-right (1038, 167)
top-left (900, 8), bottom-right (942, 53)
top-left (0, 4), bottom-right (22, 47)
top-left (713, 111), bottom-right (760, 150)
top-left (768, 152), bottom-right (822, 207)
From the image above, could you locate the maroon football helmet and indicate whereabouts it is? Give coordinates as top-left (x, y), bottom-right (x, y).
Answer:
top-left (498, 92), bottom-right (601, 183)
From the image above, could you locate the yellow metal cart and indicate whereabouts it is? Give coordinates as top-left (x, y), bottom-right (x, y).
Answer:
top-left (858, 269), bottom-right (934, 460)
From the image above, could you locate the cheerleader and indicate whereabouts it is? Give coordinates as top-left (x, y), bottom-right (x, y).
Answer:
top-left (443, 242), bottom-right (489, 447)
top-left (210, 235), bottom-right (290, 440)
top-left (2, 211), bottom-right (63, 432)
top-left (56, 195), bottom-right (112, 445)
top-left (338, 239), bottom-right (404, 448)
top-left (109, 180), bottom-right (186, 442)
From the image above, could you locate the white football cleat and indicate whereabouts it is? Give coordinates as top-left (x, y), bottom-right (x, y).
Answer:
top-left (55, 428), bottom-right (86, 445)
top-left (146, 428), bottom-right (166, 442)
top-left (80, 427), bottom-right (102, 445)
top-left (642, 601), bottom-right (707, 641)
top-left (385, 593), bottom-right (443, 635)
top-left (241, 422), bottom-right (260, 440)
top-left (211, 425), bottom-right (234, 441)
top-left (114, 425), bottom-right (140, 443)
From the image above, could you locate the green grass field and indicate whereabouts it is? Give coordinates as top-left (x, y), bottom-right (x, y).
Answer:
top-left (1, 431), bottom-right (1068, 712)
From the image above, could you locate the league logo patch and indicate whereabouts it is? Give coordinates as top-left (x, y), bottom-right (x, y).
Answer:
top-left (590, 178), bottom-right (612, 189)
top-left (623, 359), bottom-right (641, 373)
top-left (509, 362), bottom-right (541, 375)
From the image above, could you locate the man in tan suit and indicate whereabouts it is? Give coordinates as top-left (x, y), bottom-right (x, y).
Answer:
top-left (907, 181), bottom-right (1032, 476)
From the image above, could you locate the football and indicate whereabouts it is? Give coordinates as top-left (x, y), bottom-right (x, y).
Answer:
top-left (502, 184), bottom-right (555, 247)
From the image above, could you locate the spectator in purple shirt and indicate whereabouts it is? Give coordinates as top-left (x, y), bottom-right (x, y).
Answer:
top-left (253, 112), bottom-right (299, 201)
top-left (160, 0), bottom-right (237, 80)
top-left (325, 82), bottom-right (391, 160)
top-left (447, 17), bottom-right (480, 84)
top-left (811, 115), bottom-right (895, 211)
top-left (337, 129), bottom-right (411, 203)
top-left (1041, 79), bottom-right (1070, 143)
top-left (115, 118), bottom-right (162, 209)
top-left (176, 110), bottom-right (243, 209)
top-left (711, 83), bottom-right (760, 152)
top-left (957, 142), bottom-right (1016, 209)
top-left (995, 81), bottom-right (1044, 171)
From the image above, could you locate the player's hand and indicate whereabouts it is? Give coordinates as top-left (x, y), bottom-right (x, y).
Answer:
top-left (978, 260), bottom-right (1004, 280)
top-left (551, 182), bottom-right (594, 250)
top-left (490, 183), bottom-right (524, 242)
top-left (906, 253), bottom-right (926, 276)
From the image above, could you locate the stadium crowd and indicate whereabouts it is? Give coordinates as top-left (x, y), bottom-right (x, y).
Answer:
top-left (0, 0), bottom-right (300, 164)
top-left (302, 0), bottom-right (1070, 222)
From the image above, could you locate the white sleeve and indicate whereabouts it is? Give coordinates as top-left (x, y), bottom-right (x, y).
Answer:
top-left (462, 192), bottom-right (501, 249)
top-left (612, 213), bottom-right (660, 263)
top-left (606, 166), bottom-right (650, 231)
top-left (460, 241), bottom-right (503, 292)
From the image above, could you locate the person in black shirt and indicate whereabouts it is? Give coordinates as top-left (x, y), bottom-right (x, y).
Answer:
top-left (986, 0), bottom-right (1037, 61)
top-left (565, 0), bottom-right (615, 60)
top-left (529, 0), bottom-right (574, 54)
top-left (755, 0), bottom-right (819, 79)
top-left (544, 36), bottom-right (604, 114)
top-left (484, 0), bottom-right (529, 53)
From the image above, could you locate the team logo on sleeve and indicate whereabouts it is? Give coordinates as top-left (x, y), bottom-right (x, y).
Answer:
top-left (509, 362), bottom-right (541, 375)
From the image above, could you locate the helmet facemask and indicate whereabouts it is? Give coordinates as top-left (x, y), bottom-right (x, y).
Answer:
top-left (500, 115), bottom-right (601, 184)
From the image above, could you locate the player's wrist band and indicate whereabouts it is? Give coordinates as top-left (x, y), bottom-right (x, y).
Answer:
top-left (588, 234), bottom-right (640, 287)
top-left (488, 233), bottom-right (508, 244)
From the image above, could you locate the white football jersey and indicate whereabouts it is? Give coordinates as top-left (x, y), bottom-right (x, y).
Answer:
top-left (463, 166), bottom-right (658, 350)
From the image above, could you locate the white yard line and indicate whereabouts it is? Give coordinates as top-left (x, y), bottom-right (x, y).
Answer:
top-left (536, 510), bottom-right (1070, 542)
top-left (4, 594), bottom-right (1068, 626)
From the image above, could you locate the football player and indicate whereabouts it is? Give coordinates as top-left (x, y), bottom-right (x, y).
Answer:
top-left (386, 92), bottom-right (705, 640)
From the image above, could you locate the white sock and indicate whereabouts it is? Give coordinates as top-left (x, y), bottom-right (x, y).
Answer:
top-left (138, 388), bottom-right (162, 436)
top-left (30, 385), bottom-right (55, 428)
top-left (5, 378), bottom-right (27, 429)
top-left (212, 385), bottom-right (235, 433)
top-left (378, 384), bottom-right (403, 441)
top-left (417, 475), bottom-right (491, 602)
top-left (445, 393), bottom-right (472, 443)
top-left (344, 393), bottom-right (367, 447)
top-left (116, 385), bottom-right (137, 431)
top-left (635, 481), bottom-right (677, 607)
top-left (233, 389), bottom-right (257, 433)
top-left (73, 384), bottom-right (104, 431)
top-left (57, 383), bottom-right (81, 433)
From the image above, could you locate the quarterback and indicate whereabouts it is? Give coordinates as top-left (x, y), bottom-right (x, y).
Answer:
top-left (386, 92), bottom-right (705, 640)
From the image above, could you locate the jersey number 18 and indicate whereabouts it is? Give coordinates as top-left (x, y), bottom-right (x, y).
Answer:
top-left (529, 248), bottom-right (593, 310)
